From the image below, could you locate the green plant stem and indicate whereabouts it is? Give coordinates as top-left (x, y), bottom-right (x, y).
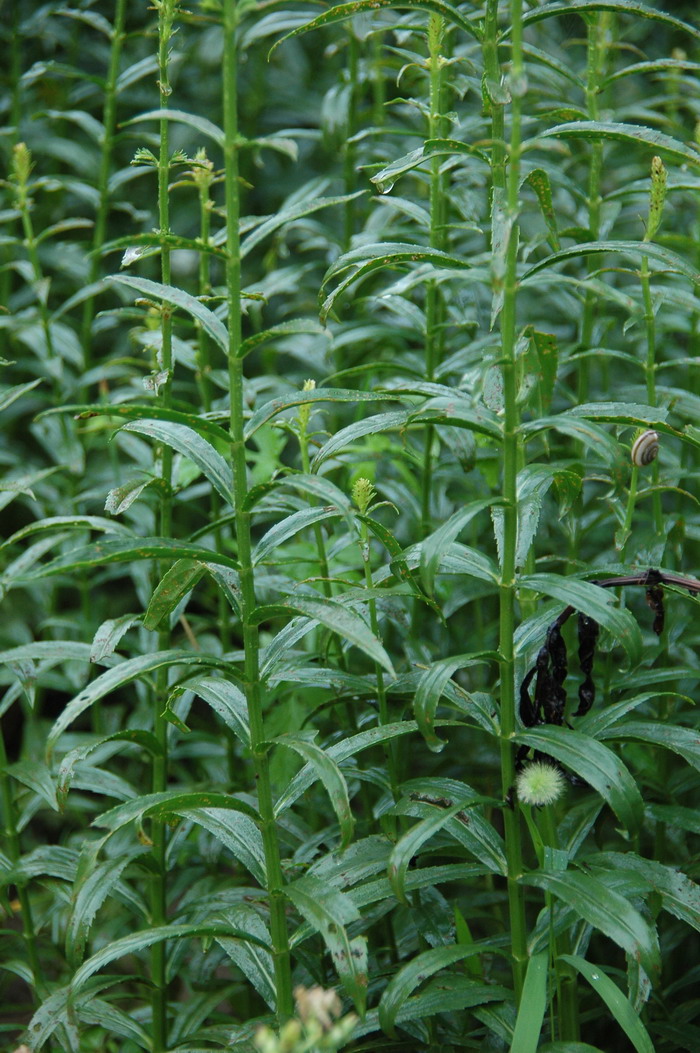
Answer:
top-left (343, 29), bottom-right (359, 250)
top-left (0, 722), bottom-right (43, 998)
top-left (79, 0), bottom-right (128, 381)
top-left (420, 14), bottom-right (447, 540)
top-left (640, 255), bottom-right (663, 536)
top-left (537, 806), bottom-right (579, 1041)
top-left (621, 465), bottom-right (639, 562)
top-left (299, 421), bottom-right (334, 599)
top-left (578, 14), bottom-right (608, 404)
top-left (483, 0), bottom-right (528, 999)
top-left (16, 189), bottom-right (57, 371)
top-left (0, 2), bottom-right (22, 311)
top-left (151, 4), bottom-right (177, 1048)
top-left (358, 515), bottom-right (399, 803)
top-left (223, 0), bottom-right (293, 1021)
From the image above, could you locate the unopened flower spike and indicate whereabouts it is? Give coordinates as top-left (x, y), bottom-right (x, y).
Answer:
top-left (352, 477), bottom-right (376, 514)
top-left (645, 156), bottom-right (667, 242)
top-left (516, 761), bottom-right (565, 806)
top-left (298, 378), bottom-right (315, 432)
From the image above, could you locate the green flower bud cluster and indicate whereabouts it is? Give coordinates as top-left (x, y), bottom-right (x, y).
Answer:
top-left (645, 155), bottom-right (667, 242)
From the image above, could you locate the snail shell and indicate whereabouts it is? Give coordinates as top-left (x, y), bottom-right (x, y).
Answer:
top-left (631, 430), bottom-right (660, 467)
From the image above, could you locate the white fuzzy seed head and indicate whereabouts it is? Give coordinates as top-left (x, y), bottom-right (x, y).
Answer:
top-left (516, 761), bottom-right (566, 806)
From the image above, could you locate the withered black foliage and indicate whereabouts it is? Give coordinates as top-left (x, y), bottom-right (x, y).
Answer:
top-left (519, 621), bottom-right (568, 728)
top-left (518, 568), bottom-right (698, 734)
top-left (575, 613), bottom-right (599, 717)
top-left (645, 569), bottom-right (665, 637)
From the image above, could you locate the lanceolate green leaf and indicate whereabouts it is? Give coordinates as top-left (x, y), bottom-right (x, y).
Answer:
top-left (520, 0), bottom-right (700, 42)
top-left (320, 242), bottom-right (472, 321)
top-left (122, 419), bottom-right (234, 505)
top-left (252, 507), bottom-right (343, 567)
top-left (515, 726), bottom-right (644, 834)
top-left (420, 499), bottom-right (499, 595)
top-left (188, 676), bottom-right (250, 746)
top-left (388, 799), bottom-right (482, 903)
top-left (109, 274), bottom-right (229, 354)
top-left (588, 853), bottom-right (700, 934)
top-left (268, 733), bottom-right (354, 850)
top-left (238, 318), bottom-right (326, 359)
top-left (508, 951), bottom-right (548, 1053)
top-left (253, 595), bottom-right (394, 675)
top-left (35, 537), bottom-right (240, 579)
top-left (176, 808), bottom-right (266, 885)
top-left (285, 874), bottom-right (367, 1014)
top-left (57, 730), bottom-right (162, 808)
top-left (522, 240), bottom-right (700, 287)
top-left (244, 387), bottom-right (399, 439)
top-left (414, 652), bottom-right (500, 750)
top-left (94, 790), bottom-right (260, 834)
top-left (521, 871), bottom-right (660, 981)
top-left (559, 954), bottom-right (655, 1053)
top-left (49, 403), bottom-right (232, 446)
top-left (70, 923), bottom-right (269, 993)
top-left (517, 573), bottom-right (643, 666)
top-left (47, 651), bottom-right (228, 755)
top-left (537, 121), bottom-right (700, 168)
top-left (276, 721), bottom-right (426, 815)
top-left (124, 107), bottom-right (225, 146)
top-left (378, 943), bottom-right (504, 1037)
top-left (396, 792), bottom-right (507, 875)
top-left (599, 721), bottom-right (700, 773)
top-left (241, 192), bottom-right (366, 258)
top-left (144, 558), bottom-right (206, 631)
top-left (311, 411), bottom-right (412, 469)
top-left (269, 0), bottom-right (483, 56)
top-left (66, 855), bottom-right (133, 966)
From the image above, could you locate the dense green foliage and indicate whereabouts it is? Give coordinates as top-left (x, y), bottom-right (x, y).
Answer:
top-left (2, 0), bottom-right (700, 1050)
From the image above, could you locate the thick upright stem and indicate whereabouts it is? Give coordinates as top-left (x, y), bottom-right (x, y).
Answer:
top-left (151, 4), bottom-right (177, 1048)
top-left (0, 723), bottom-right (43, 998)
top-left (80, 0), bottom-right (128, 379)
top-left (420, 14), bottom-right (448, 539)
top-left (223, 0), bottom-right (293, 1020)
top-left (484, 0), bottom-right (528, 999)
top-left (640, 256), bottom-right (663, 535)
top-left (578, 15), bottom-right (608, 403)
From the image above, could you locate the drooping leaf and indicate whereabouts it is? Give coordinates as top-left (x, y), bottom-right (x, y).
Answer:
top-left (46, 651), bottom-right (228, 755)
top-left (520, 0), bottom-right (700, 42)
top-left (517, 573), bottom-right (643, 666)
top-left (268, 733), bottom-right (354, 850)
top-left (144, 559), bottom-right (206, 631)
top-left (414, 652), bottom-right (500, 750)
top-left (122, 419), bottom-right (234, 505)
top-left (559, 954), bottom-right (654, 1053)
top-left (522, 240), bottom-right (700, 287)
top-left (515, 725), bottom-right (644, 834)
top-left (521, 871), bottom-right (660, 981)
top-left (508, 952), bottom-right (549, 1053)
top-left (269, 0), bottom-right (483, 59)
top-left (388, 798), bottom-right (487, 903)
top-left (94, 790), bottom-right (260, 834)
top-left (599, 721), bottom-right (700, 773)
top-left (252, 595), bottom-right (395, 675)
top-left (109, 274), bottom-right (229, 355)
top-left (378, 942), bottom-right (504, 1037)
top-left (285, 874), bottom-right (368, 1014)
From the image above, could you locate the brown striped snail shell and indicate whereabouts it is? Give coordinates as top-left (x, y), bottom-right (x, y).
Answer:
top-left (631, 430), bottom-right (660, 467)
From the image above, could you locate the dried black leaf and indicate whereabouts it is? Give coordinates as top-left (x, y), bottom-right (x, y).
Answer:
top-left (543, 623), bottom-right (567, 724)
top-left (645, 569), bottom-right (665, 636)
top-left (519, 665), bottom-right (539, 727)
top-left (575, 612), bottom-right (599, 716)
